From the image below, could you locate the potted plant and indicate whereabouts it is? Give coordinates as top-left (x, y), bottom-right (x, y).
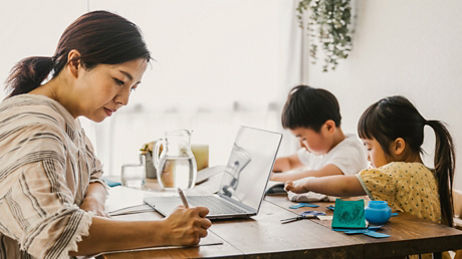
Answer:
top-left (296, 0), bottom-right (353, 72)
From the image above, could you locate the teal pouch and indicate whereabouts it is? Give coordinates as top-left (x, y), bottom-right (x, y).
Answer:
top-left (331, 199), bottom-right (366, 229)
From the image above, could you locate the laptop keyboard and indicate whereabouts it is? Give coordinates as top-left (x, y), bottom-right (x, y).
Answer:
top-left (188, 196), bottom-right (247, 215)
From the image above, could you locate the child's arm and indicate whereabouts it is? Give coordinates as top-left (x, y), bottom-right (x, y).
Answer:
top-left (285, 175), bottom-right (366, 197)
top-left (271, 164), bottom-right (343, 182)
top-left (272, 154), bottom-right (303, 172)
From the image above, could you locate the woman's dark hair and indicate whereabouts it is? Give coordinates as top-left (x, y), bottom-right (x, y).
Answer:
top-left (5, 10), bottom-right (151, 97)
top-left (281, 85), bottom-right (342, 131)
top-left (358, 95), bottom-right (455, 226)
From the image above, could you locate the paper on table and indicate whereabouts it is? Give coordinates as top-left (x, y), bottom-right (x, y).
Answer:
top-left (105, 186), bottom-right (177, 213)
top-left (108, 204), bottom-right (154, 217)
top-left (91, 232), bottom-right (224, 257)
top-left (317, 215), bottom-right (334, 221)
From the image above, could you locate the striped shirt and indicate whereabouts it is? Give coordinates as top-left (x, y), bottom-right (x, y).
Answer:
top-left (0, 94), bottom-right (105, 259)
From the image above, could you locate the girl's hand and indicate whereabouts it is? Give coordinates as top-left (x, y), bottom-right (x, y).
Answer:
top-left (163, 206), bottom-right (212, 246)
top-left (284, 178), bottom-right (310, 193)
top-left (80, 197), bottom-right (108, 217)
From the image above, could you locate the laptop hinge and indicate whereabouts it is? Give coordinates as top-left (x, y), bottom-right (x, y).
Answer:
top-left (217, 193), bottom-right (257, 213)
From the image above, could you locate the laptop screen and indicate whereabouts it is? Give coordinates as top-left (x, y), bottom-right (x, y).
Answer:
top-left (218, 126), bottom-right (282, 210)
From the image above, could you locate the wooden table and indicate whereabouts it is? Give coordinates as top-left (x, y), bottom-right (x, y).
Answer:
top-left (265, 195), bottom-right (462, 258)
top-left (101, 186), bottom-right (462, 258)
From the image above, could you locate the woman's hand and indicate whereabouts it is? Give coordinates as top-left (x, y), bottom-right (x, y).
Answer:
top-left (163, 206), bottom-right (212, 246)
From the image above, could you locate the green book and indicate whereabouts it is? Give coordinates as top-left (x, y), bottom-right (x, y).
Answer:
top-left (331, 199), bottom-right (366, 229)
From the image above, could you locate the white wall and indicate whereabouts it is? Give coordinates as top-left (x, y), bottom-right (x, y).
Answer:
top-left (303, 1), bottom-right (462, 189)
top-left (86, 0), bottom-right (301, 175)
top-left (0, 1), bottom-right (87, 91)
top-left (0, 1), bottom-right (302, 177)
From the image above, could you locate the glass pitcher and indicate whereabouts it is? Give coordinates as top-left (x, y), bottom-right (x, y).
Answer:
top-left (153, 129), bottom-right (197, 190)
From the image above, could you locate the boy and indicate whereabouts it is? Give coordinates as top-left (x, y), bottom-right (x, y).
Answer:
top-left (271, 85), bottom-right (367, 182)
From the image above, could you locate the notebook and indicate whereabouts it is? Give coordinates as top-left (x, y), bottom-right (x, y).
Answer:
top-left (144, 126), bottom-right (282, 219)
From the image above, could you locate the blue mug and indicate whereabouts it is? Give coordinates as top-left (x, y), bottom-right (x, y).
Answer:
top-left (365, 200), bottom-right (392, 225)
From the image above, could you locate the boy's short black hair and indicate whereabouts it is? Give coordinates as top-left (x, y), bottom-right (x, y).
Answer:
top-left (281, 85), bottom-right (342, 131)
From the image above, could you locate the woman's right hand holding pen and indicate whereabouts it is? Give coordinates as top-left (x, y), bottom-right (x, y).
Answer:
top-left (163, 206), bottom-right (211, 246)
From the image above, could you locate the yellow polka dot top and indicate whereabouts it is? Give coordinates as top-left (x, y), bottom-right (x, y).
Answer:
top-left (356, 162), bottom-right (441, 223)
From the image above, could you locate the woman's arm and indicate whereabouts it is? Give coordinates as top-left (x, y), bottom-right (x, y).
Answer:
top-left (285, 175), bottom-right (366, 197)
top-left (80, 182), bottom-right (108, 217)
top-left (70, 206), bottom-right (211, 256)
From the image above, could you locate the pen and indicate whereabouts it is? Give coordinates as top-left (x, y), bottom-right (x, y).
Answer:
top-left (177, 187), bottom-right (189, 208)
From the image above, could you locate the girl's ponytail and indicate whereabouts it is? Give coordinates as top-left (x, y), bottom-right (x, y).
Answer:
top-left (426, 120), bottom-right (455, 227)
top-left (5, 56), bottom-right (54, 97)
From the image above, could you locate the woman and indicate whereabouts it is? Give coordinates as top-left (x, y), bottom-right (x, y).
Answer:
top-left (0, 11), bottom-right (211, 258)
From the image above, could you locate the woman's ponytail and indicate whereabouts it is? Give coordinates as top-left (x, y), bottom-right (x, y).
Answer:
top-left (5, 56), bottom-right (54, 97)
top-left (426, 120), bottom-right (455, 227)
top-left (4, 11), bottom-right (151, 99)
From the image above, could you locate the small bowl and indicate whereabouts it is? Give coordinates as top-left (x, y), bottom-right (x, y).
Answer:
top-left (365, 200), bottom-right (392, 225)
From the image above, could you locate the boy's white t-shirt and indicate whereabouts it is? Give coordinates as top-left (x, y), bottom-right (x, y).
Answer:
top-left (296, 134), bottom-right (368, 175)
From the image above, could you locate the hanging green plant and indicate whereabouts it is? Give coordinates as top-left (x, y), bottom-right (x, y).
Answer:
top-left (296, 0), bottom-right (353, 72)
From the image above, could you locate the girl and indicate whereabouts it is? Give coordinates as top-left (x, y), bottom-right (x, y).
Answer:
top-left (286, 95), bottom-right (454, 228)
top-left (0, 11), bottom-right (211, 258)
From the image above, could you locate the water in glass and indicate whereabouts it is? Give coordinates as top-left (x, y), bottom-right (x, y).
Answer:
top-left (153, 129), bottom-right (197, 190)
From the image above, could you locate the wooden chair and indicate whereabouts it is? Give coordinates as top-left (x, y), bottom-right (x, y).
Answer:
top-left (454, 189), bottom-right (462, 259)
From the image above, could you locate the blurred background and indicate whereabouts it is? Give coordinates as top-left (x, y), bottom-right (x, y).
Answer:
top-left (1, 1), bottom-right (461, 190)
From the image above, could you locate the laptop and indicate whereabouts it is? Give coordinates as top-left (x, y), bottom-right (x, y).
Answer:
top-left (143, 126), bottom-right (282, 219)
